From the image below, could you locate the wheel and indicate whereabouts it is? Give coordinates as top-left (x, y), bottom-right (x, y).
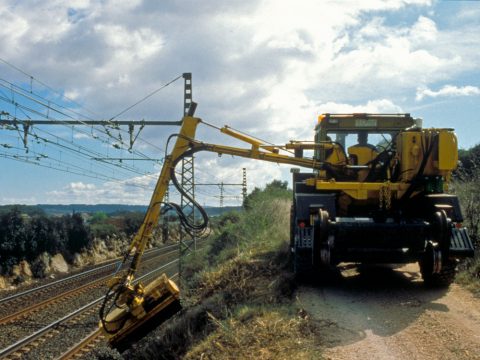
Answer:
top-left (313, 210), bottom-right (330, 268)
top-left (432, 210), bottom-right (451, 255)
top-left (419, 244), bottom-right (456, 287)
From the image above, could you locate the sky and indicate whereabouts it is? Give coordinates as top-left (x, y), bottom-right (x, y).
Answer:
top-left (0, 0), bottom-right (479, 206)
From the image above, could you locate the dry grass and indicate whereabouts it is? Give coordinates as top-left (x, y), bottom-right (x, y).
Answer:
top-left (191, 250), bottom-right (295, 306)
top-left (185, 308), bottom-right (322, 360)
top-left (451, 172), bottom-right (480, 295)
top-left (457, 256), bottom-right (480, 296)
top-left (123, 247), bottom-right (306, 360)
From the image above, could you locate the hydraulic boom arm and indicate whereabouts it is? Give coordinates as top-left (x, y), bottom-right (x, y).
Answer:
top-left (99, 114), bottom-right (321, 347)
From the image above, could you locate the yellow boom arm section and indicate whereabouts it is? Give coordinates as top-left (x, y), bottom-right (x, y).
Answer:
top-left (100, 115), bottom-right (321, 347)
top-left (126, 117), bottom-right (201, 279)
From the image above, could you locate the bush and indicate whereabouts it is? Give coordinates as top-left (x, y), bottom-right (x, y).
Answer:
top-left (456, 256), bottom-right (480, 295)
top-left (452, 165), bottom-right (480, 247)
top-left (452, 156), bottom-right (480, 292)
top-left (0, 207), bottom-right (26, 274)
top-left (91, 223), bottom-right (118, 239)
top-left (122, 212), bottom-right (145, 236)
top-left (203, 181), bottom-right (291, 269)
top-left (65, 213), bottom-right (92, 254)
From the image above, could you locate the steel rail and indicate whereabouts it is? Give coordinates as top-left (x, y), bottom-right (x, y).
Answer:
top-left (56, 329), bottom-right (103, 360)
top-left (0, 259), bottom-right (179, 359)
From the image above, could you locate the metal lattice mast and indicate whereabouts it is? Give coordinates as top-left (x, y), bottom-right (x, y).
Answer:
top-left (242, 168), bottom-right (247, 203)
top-left (178, 73), bottom-right (195, 286)
top-left (180, 73), bottom-right (195, 242)
top-left (162, 188), bottom-right (169, 244)
top-left (219, 182), bottom-right (224, 208)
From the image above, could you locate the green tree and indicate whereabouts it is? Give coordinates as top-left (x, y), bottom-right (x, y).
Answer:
top-left (90, 211), bottom-right (108, 224)
top-left (243, 180), bottom-right (290, 210)
top-left (26, 215), bottom-right (66, 258)
top-left (0, 207), bottom-right (27, 273)
top-left (457, 144), bottom-right (480, 176)
top-left (123, 212), bottom-right (144, 236)
top-left (265, 180), bottom-right (288, 191)
top-left (65, 213), bottom-right (92, 254)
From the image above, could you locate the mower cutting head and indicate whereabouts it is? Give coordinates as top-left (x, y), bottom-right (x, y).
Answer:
top-left (99, 273), bottom-right (181, 351)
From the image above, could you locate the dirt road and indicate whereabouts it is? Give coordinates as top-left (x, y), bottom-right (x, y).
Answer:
top-left (297, 264), bottom-right (480, 360)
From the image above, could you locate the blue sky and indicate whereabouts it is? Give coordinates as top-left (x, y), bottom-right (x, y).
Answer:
top-left (0, 0), bottom-right (479, 205)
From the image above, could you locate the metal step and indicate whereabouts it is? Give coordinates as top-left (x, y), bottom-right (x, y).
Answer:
top-left (450, 227), bottom-right (475, 257)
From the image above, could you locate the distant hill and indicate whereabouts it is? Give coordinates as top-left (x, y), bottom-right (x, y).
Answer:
top-left (0, 204), bottom-right (242, 217)
top-left (37, 204), bottom-right (148, 215)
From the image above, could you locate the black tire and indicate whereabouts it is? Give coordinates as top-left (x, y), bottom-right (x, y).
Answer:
top-left (312, 210), bottom-right (329, 268)
top-left (419, 249), bottom-right (456, 288)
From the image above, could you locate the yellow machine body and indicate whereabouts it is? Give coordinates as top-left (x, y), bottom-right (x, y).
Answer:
top-left (396, 129), bottom-right (458, 183)
top-left (347, 145), bottom-right (379, 166)
top-left (292, 113), bottom-right (473, 287)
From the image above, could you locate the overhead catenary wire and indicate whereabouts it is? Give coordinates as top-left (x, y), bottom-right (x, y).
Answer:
top-left (0, 152), bottom-right (152, 186)
top-left (0, 61), bottom-right (244, 207)
top-left (15, 119), bottom-right (154, 177)
top-left (0, 62), bottom-right (174, 165)
top-left (0, 77), bottom-right (169, 156)
top-left (0, 56), bottom-right (99, 117)
top-left (108, 75), bottom-right (183, 121)
top-left (0, 87), bottom-right (160, 164)
top-left (0, 129), bottom-right (156, 188)
top-left (0, 97), bottom-right (162, 178)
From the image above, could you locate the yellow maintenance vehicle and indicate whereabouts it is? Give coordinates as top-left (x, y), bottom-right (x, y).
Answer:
top-left (99, 108), bottom-right (474, 348)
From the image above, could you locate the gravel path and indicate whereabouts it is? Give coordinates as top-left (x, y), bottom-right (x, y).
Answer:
top-left (297, 263), bottom-right (480, 360)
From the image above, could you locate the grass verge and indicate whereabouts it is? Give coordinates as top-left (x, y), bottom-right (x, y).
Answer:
top-left (457, 256), bottom-right (480, 296)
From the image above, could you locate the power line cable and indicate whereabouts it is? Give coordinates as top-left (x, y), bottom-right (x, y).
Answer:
top-left (109, 75), bottom-right (182, 121)
top-left (0, 56), bottom-right (99, 117)
top-left (3, 116), bottom-right (153, 178)
top-left (0, 88), bottom-right (159, 163)
top-left (0, 73), bottom-right (168, 167)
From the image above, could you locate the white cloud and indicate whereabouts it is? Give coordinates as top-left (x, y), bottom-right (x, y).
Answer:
top-left (73, 133), bottom-right (91, 140)
top-left (0, 195), bottom-right (38, 205)
top-left (1, 0), bottom-right (479, 204)
top-left (317, 99), bottom-right (403, 114)
top-left (93, 25), bottom-right (163, 62)
top-left (70, 182), bottom-right (96, 190)
top-left (410, 15), bottom-right (437, 44)
top-left (46, 177), bottom-right (156, 204)
top-left (416, 85), bottom-right (480, 101)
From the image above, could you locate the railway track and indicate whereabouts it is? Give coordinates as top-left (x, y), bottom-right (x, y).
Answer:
top-left (0, 244), bottom-right (178, 323)
top-left (0, 241), bottom-right (186, 359)
top-left (56, 241), bottom-right (207, 359)
top-left (0, 261), bottom-right (179, 360)
top-left (57, 329), bottom-right (103, 360)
